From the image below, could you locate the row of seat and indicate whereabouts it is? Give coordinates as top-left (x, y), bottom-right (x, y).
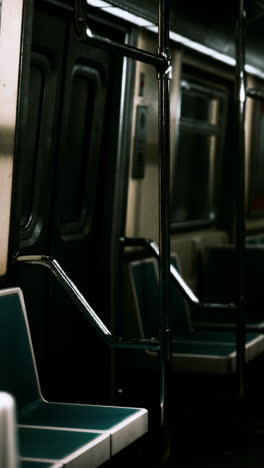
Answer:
top-left (2, 242), bottom-right (264, 463)
top-left (124, 253), bottom-right (264, 374)
top-left (0, 287), bottom-right (148, 467)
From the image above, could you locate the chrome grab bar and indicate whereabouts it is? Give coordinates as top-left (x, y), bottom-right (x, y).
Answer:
top-left (122, 237), bottom-right (264, 334)
top-left (75, 0), bottom-right (169, 73)
top-left (246, 88), bottom-right (264, 102)
top-left (121, 237), bottom-right (237, 314)
top-left (75, 0), bottom-right (172, 449)
top-left (14, 254), bottom-right (160, 351)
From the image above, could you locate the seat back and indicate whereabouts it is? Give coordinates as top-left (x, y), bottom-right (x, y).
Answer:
top-left (129, 256), bottom-right (191, 338)
top-left (0, 288), bottom-right (40, 409)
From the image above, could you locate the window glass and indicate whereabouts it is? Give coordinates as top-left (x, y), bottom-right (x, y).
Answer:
top-left (171, 133), bottom-right (215, 223)
top-left (181, 89), bottom-right (210, 122)
top-left (248, 99), bottom-right (264, 216)
top-left (171, 80), bottom-right (225, 228)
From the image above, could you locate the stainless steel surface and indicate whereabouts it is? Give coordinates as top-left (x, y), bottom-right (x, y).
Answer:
top-left (157, 0), bottom-right (171, 459)
top-left (0, 0), bottom-right (24, 276)
top-left (15, 255), bottom-right (160, 351)
top-left (84, 28), bottom-right (167, 70)
top-left (235, 0), bottom-right (246, 400)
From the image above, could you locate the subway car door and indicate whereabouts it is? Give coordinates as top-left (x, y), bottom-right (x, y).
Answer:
top-left (12, 3), bottom-right (124, 402)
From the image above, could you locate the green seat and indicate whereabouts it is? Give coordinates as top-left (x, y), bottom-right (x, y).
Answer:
top-left (18, 426), bottom-right (109, 468)
top-left (129, 257), bottom-right (264, 374)
top-left (0, 287), bottom-right (148, 466)
top-left (18, 401), bottom-right (147, 455)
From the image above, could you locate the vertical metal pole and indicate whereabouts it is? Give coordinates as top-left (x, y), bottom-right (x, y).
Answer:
top-left (157, 0), bottom-right (172, 459)
top-left (235, 0), bottom-right (246, 400)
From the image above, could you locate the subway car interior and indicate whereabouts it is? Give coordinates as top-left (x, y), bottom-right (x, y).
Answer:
top-left (3, 0), bottom-right (264, 466)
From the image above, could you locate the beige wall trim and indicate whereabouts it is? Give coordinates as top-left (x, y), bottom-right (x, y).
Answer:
top-left (0, 0), bottom-right (24, 276)
top-left (125, 31), bottom-right (182, 242)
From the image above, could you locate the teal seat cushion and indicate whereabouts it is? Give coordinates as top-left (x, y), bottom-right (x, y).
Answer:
top-left (18, 426), bottom-right (108, 460)
top-left (175, 330), bottom-right (259, 345)
top-left (130, 258), bottom-right (251, 349)
top-left (172, 340), bottom-right (235, 356)
top-left (19, 401), bottom-right (142, 430)
top-left (169, 332), bottom-right (264, 374)
top-left (18, 401), bottom-right (148, 456)
top-left (172, 332), bottom-right (259, 355)
top-left (0, 287), bottom-right (148, 459)
top-left (130, 257), bottom-right (264, 373)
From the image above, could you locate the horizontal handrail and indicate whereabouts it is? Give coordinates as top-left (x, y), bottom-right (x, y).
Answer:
top-left (121, 236), bottom-right (237, 314)
top-left (85, 29), bottom-right (170, 71)
top-left (246, 88), bottom-right (264, 102)
top-left (121, 237), bottom-right (256, 334)
top-left (14, 254), bottom-right (160, 351)
top-left (75, 0), bottom-right (170, 73)
top-left (122, 237), bottom-right (264, 334)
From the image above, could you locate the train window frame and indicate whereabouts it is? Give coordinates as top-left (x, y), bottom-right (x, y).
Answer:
top-left (170, 76), bottom-right (228, 231)
top-left (247, 96), bottom-right (264, 220)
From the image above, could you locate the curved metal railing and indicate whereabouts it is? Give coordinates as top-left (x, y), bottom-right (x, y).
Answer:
top-left (121, 236), bottom-right (237, 314)
top-left (15, 254), bottom-right (160, 351)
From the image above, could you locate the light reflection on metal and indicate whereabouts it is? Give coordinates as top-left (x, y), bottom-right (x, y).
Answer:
top-left (0, 0), bottom-right (24, 276)
top-left (122, 237), bottom-right (237, 313)
top-left (148, 239), bottom-right (198, 304)
top-left (87, 0), bottom-right (110, 7)
top-left (86, 27), bottom-right (93, 38)
top-left (234, 0), bottom-right (247, 400)
top-left (158, 0), bottom-right (171, 452)
top-left (84, 27), bottom-right (167, 69)
top-left (15, 254), bottom-right (160, 351)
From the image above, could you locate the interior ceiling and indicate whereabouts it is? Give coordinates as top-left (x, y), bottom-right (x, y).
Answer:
top-left (104, 0), bottom-right (264, 71)
top-left (58, 0), bottom-right (264, 71)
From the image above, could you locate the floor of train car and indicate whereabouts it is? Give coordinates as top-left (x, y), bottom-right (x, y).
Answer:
top-left (102, 354), bottom-right (264, 467)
